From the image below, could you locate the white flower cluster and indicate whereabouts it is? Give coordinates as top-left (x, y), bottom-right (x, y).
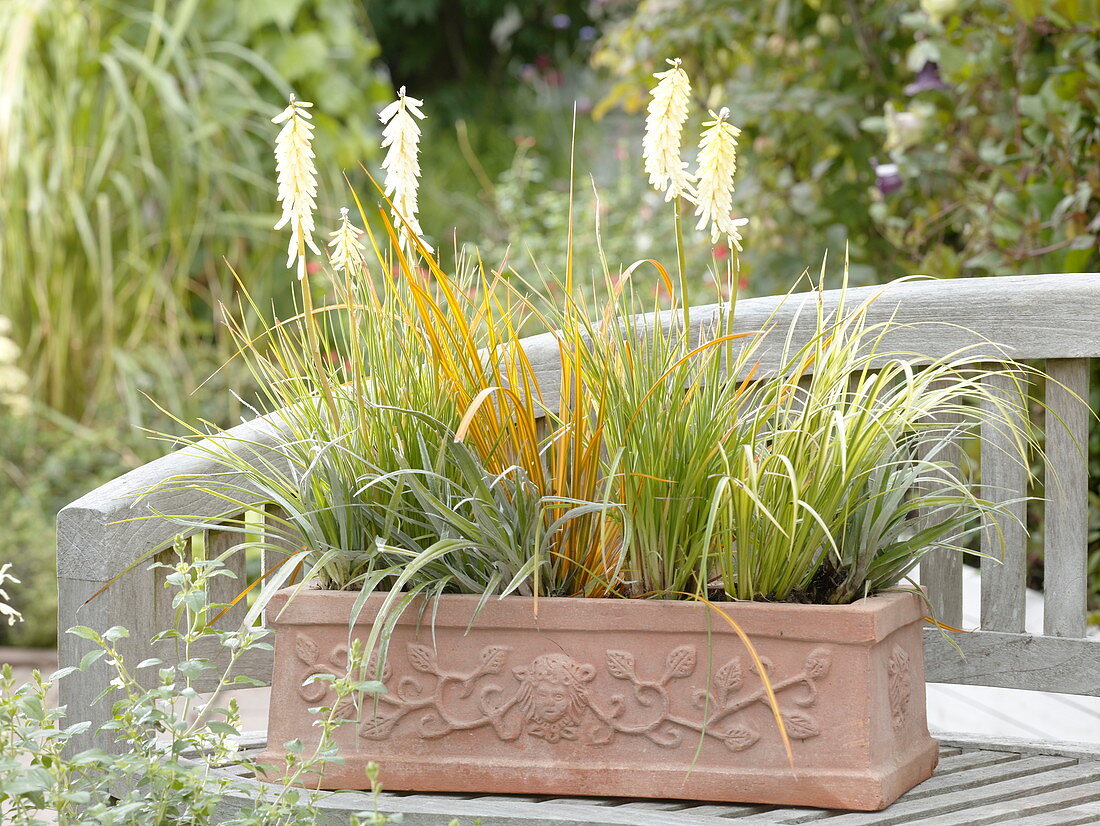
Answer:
top-left (0, 316), bottom-right (29, 416)
top-left (271, 87), bottom-right (435, 287)
top-left (272, 96), bottom-right (321, 275)
top-left (641, 59), bottom-right (748, 251)
top-left (642, 59), bottom-right (696, 203)
top-left (328, 207), bottom-right (366, 274)
top-left (379, 87), bottom-right (431, 253)
top-left (0, 563), bottom-right (22, 626)
top-left (694, 108), bottom-right (747, 250)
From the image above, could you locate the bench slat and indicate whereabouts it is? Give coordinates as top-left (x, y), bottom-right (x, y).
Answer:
top-left (815, 758), bottom-right (1097, 825)
top-left (1043, 358), bottom-right (1091, 638)
top-left (915, 780), bottom-right (1100, 825)
top-left (1008, 801), bottom-right (1100, 825)
top-left (761, 755), bottom-right (1073, 824)
top-left (979, 368), bottom-right (1029, 633)
top-left (923, 628), bottom-right (1100, 696)
top-left (208, 740), bottom-right (1100, 826)
top-left (918, 403), bottom-right (965, 629)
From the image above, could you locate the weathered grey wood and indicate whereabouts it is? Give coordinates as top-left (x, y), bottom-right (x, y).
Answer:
top-left (911, 781), bottom-right (1100, 826)
top-left (820, 758), bottom-right (1097, 825)
top-left (927, 749), bottom-right (1020, 776)
top-left (979, 368), bottom-right (1028, 633)
top-left (209, 776), bottom-right (754, 826)
top-left (669, 803), bottom-right (774, 818)
top-left (198, 739), bottom-right (1100, 826)
top-left (934, 732), bottom-right (1100, 761)
top-left (56, 413), bottom-right (292, 582)
top-left (918, 402), bottom-right (965, 629)
top-left (1010, 801), bottom-right (1100, 825)
top-left (896, 754), bottom-right (1074, 801)
top-left (923, 628), bottom-right (1100, 695)
top-left (742, 755), bottom-right (1075, 824)
top-left (519, 274), bottom-right (1100, 412)
top-left (1043, 358), bottom-right (1090, 638)
top-left (593, 801), bottom-right (696, 812)
top-left (56, 576), bottom-right (122, 758)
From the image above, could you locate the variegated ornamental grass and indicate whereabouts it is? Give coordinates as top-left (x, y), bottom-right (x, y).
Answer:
top-left (139, 78), bottom-right (1037, 667)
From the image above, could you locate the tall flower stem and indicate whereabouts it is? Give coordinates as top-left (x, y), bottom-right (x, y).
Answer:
top-left (674, 196), bottom-right (690, 342)
top-left (298, 235), bottom-right (339, 426)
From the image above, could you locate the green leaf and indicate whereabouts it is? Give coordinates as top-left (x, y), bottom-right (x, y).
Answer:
top-left (102, 626), bottom-right (130, 642)
top-left (206, 721), bottom-right (240, 737)
top-left (79, 650), bottom-right (105, 670)
top-left (67, 626), bottom-right (101, 643)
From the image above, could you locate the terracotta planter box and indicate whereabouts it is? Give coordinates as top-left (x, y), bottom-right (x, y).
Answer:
top-left (259, 589), bottom-right (937, 811)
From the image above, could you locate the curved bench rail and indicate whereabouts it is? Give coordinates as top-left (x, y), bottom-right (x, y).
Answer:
top-left (57, 273), bottom-right (1100, 757)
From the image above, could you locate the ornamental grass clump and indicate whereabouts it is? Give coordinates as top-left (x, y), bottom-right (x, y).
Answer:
top-left (698, 276), bottom-right (1036, 604)
top-left (140, 67), bottom-right (1039, 643)
top-left (140, 96), bottom-right (627, 638)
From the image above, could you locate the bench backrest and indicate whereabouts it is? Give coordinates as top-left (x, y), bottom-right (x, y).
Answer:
top-left (57, 273), bottom-right (1100, 754)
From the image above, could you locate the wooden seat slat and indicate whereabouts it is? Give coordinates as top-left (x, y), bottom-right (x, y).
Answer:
top-left (911, 781), bottom-right (1100, 826)
top-left (927, 749), bottom-right (1021, 776)
top-left (1008, 801), bottom-right (1100, 826)
top-left (199, 741), bottom-right (1100, 825)
top-left (818, 760), bottom-right (1100, 826)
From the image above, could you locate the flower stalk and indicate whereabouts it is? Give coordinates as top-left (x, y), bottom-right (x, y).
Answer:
top-left (642, 58), bottom-right (696, 335)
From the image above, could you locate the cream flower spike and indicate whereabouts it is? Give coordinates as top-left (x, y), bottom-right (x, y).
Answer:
top-left (272, 95), bottom-right (321, 276)
top-left (642, 58), bottom-right (696, 203)
top-left (328, 207), bottom-right (366, 273)
top-left (379, 86), bottom-right (432, 254)
top-left (693, 107), bottom-right (745, 247)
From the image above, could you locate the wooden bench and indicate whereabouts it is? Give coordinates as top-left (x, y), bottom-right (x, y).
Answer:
top-left (57, 273), bottom-right (1100, 824)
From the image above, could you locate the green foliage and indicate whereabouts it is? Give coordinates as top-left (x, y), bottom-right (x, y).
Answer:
top-left (865, 2), bottom-right (1099, 277)
top-left (121, 86), bottom-right (1040, 653)
top-left (0, 341), bottom-right (260, 648)
top-left (367, 0), bottom-right (599, 111)
top-left (568, 269), bottom-right (1035, 604)
top-left (0, 0), bottom-right (386, 422)
top-left (0, 553), bottom-right (467, 824)
top-left (592, 0), bottom-right (1099, 289)
top-left (590, 0), bottom-right (1100, 615)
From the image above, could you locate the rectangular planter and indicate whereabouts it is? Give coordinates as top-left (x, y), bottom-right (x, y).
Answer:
top-left (259, 589), bottom-right (937, 811)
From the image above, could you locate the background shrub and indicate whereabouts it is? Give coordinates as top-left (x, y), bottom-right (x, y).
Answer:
top-left (1, 0), bottom-right (1098, 646)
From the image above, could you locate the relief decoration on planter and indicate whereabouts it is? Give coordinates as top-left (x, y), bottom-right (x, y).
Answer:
top-left (294, 633), bottom-right (832, 752)
top-left (887, 644), bottom-right (912, 730)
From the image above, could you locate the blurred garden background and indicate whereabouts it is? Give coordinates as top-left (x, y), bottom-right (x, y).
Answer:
top-left (0, 0), bottom-right (1097, 649)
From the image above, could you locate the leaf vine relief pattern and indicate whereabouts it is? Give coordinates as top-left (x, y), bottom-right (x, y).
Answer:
top-left (295, 636), bottom-right (833, 752)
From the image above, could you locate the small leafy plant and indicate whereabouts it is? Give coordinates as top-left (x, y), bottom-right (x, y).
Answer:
top-left (0, 549), bottom-right (450, 824)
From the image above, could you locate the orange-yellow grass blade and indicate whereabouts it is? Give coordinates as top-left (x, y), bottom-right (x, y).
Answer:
top-left (661, 590), bottom-right (795, 772)
top-left (207, 548), bottom-right (310, 627)
top-left (925, 617), bottom-right (969, 634)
